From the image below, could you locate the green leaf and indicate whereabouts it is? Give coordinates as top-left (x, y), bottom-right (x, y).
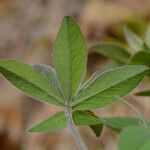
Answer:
top-left (73, 65), bottom-right (149, 110)
top-left (79, 61), bottom-right (121, 94)
top-left (103, 117), bottom-right (142, 132)
top-left (53, 16), bottom-right (87, 99)
top-left (128, 51), bottom-right (150, 67)
top-left (123, 26), bottom-right (144, 52)
top-left (29, 110), bottom-right (103, 135)
top-left (0, 59), bottom-right (63, 106)
top-left (98, 60), bottom-right (122, 73)
top-left (90, 124), bottom-right (103, 137)
top-left (119, 126), bottom-right (150, 150)
top-left (136, 90), bottom-right (150, 96)
top-left (28, 111), bottom-right (67, 132)
top-left (140, 141), bottom-right (150, 150)
top-left (90, 43), bottom-right (130, 64)
top-left (79, 71), bottom-right (99, 94)
top-left (146, 24), bottom-right (150, 49)
top-left (73, 110), bottom-right (103, 137)
top-left (73, 110), bottom-right (102, 125)
top-left (32, 64), bottom-right (63, 98)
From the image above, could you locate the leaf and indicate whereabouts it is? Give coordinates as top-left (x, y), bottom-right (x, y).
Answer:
top-left (28, 111), bottom-right (67, 132)
top-left (0, 59), bottom-right (63, 106)
top-left (73, 110), bottom-right (103, 137)
top-left (146, 24), bottom-right (150, 49)
top-left (32, 64), bottom-right (63, 98)
top-left (98, 60), bottom-right (122, 73)
top-left (119, 126), bottom-right (150, 150)
top-left (136, 90), bottom-right (150, 96)
top-left (53, 16), bottom-right (87, 99)
top-left (90, 124), bottom-right (103, 137)
top-left (73, 65), bottom-right (149, 110)
top-left (29, 110), bottom-right (103, 135)
top-left (123, 26), bottom-right (144, 52)
top-left (79, 61), bottom-right (121, 94)
top-left (79, 71), bottom-right (100, 94)
top-left (140, 141), bottom-right (150, 150)
top-left (128, 51), bottom-right (150, 67)
top-left (103, 117), bottom-right (142, 132)
top-left (73, 110), bottom-right (102, 125)
top-left (90, 43), bottom-right (130, 64)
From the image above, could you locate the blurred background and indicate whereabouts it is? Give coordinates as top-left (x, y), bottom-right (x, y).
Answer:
top-left (0, 0), bottom-right (150, 150)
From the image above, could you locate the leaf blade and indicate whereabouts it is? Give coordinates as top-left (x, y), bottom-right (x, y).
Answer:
top-left (0, 59), bottom-right (63, 106)
top-left (90, 124), bottom-right (103, 137)
top-left (136, 90), bottom-right (150, 96)
top-left (73, 110), bottom-right (102, 126)
top-left (119, 126), bottom-right (150, 150)
top-left (146, 24), bottom-right (150, 49)
top-left (73, 110), bottom-right (103, 137)
top-left (90, 43), bottom-right (130, 64)
top-left (28, 111), bottom-right (67, 132)
top-left (73, 66), bottom-right (149, 110)
top-left (33, 64), bottom-right (64, 98)
top-left (53, 16), bottom-right (87, 99)
top-left (103, 117), bottom-right (142, 132)
top-left (128, 51), bottom-right (150, 67)
top-left (140, 140), bottom-right (150, 150)
top-left (123, 26), bottom-right (144, 52)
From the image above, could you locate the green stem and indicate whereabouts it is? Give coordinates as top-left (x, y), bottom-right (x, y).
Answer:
top-left (65, 105), bottom-right (88, 150)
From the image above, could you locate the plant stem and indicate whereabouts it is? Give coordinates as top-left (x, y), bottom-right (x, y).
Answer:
top-left (121, 97), bottom-right (148, 128)
top-left (65, 105), bottom-right (88, 150)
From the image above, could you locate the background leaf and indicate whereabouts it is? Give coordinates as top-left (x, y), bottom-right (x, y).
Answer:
top-left (53, 16), bottom-right (87, 99)
top-left (123, 26), bottom-right (144, 52)
top-left (0, 60), bottom-right (63, 106)
top-left (140, 141), bottom-right (150, 150)
top-left (128, 51), bottom-right (150, 68)
top-left (119, 126), bottom-right (150, 150)
top-left (90, 124), bottom-right (103, 137)
top-left (103, 117), bottom-right (142, 132)
top-left (90, 43), bottom-right (130, 64)
top-left (73, 66), bottom-right (149, 110)
top-left (136, 90), bottom-right (150, 96)
top-left (146, 24), bottom-right (150, 49)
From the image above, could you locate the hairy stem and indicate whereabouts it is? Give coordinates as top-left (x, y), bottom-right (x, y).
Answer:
top-left (65, 105), bottom-right (88, 150)
top-left (120, 97), bottom-right (148, 128)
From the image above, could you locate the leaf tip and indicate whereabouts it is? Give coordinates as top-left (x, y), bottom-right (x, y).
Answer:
top-left (27, 128), bottom-right (34, 133)
top-left (63, 15), bottom-right (74, 22)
